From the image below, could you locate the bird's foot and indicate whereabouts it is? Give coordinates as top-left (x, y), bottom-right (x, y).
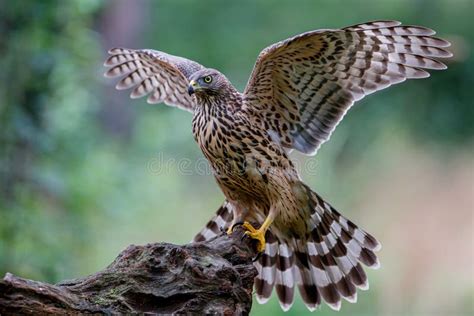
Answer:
top-left (242, 221), bottom-right (266, 253)
top-left (226, 221), bottom-right (244, 235)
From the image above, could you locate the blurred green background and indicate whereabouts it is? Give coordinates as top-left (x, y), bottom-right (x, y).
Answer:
top-left (0, 0), bottom-right (473, 315)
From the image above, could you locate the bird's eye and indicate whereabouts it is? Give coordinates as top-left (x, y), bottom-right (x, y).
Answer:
top-left (203, 75), bottom-right (212, 83)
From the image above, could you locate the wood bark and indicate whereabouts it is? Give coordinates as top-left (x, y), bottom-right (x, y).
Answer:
top-left (0, 229), bottom-right (258, 315)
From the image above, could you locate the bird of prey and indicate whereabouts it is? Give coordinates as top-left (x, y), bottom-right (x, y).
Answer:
top-left (104, 20), bottom-right (451, 311)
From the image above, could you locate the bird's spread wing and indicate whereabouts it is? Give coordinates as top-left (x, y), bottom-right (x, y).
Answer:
top-left (243, 21), bottom-right (452, 155)
top-left (104, 48), bottom-right (205, 112)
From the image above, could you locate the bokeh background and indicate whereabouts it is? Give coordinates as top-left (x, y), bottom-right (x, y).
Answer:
top-left (0, 0), bottom-right (473, 315)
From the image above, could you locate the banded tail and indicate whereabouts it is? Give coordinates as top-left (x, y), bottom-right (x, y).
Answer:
top-left (193, 192), bottom-right (381, 311)
top-left (193, 201), bottom-right (234, 242)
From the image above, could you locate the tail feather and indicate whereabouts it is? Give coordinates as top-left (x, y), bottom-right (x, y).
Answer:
top-left (313, 206), bottom-right (361, 302)
top-left (275, 243), bottom-right (295, 311)
top-left (307, 238), bottom-right (343, 310)
top-left (330, 213), bottom-right (380, 269)
top-left (291, 187), bottom-right (381, 311)
top-left (304, 190), bottom-right (380, 310)
top-left (294, 242), bottom-right (320, 311)
top-left (254, 231), bottom-right (278, 304)
top-left (312, 192), bottom-right (380, 268)
top-left (192, 201), bottom-right (233, 242)
top-left (329, 204), bottom-right (381, 251)
top-left (307, 247), bottom-right (342, 310)
top-left (192, 192), bottom-right (381, 312)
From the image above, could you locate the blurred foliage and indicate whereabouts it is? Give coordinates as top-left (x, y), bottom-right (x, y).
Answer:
top-left (0, 0), bottom-right (472, 315)
top-left (0, 0), bottom-right (105, 279)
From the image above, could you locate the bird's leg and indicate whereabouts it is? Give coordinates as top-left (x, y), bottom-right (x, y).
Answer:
top-left (242, 208), bottom-right (276, 253)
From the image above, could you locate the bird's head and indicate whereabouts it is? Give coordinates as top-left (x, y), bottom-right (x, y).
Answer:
top-left (188, 69), bottom-right (231, 98)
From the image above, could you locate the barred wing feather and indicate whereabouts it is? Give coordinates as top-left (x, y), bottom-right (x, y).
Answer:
top-left (243, 20), bottom-right (452, 155)
top-left (104, 48), bottom-right (205, 112)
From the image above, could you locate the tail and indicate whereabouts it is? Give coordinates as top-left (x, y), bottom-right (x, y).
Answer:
top-left (192, 201), bottom-right (233, 242)
top-left (254, 187), bottom-right (381, 311)
top-left (192, 194), bottom-right (381, 312)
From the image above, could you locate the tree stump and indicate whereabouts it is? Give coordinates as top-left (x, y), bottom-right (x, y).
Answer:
top-left (0, 229), bottom-right (258, 315)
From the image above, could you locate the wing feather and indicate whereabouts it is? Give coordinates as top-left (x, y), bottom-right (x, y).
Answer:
top-left (243, 20), bottom-right (452, 155)
top-left (104, 48), bottom-right (205, 112)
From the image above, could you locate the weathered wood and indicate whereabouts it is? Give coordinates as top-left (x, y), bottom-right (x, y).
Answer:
top-left (0, 229), bottom-right (258, 315)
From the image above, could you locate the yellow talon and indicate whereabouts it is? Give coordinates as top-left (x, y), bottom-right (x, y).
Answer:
top-left (242, 221), bottom-right (266, 253)
top-left (226, 226), bottom-right (233, 235)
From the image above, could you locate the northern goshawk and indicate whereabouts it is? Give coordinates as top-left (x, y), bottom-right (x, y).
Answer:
top-left (104, 20), bottom-right (451, 311)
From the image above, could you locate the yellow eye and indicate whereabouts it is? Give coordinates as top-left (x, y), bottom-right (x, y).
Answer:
top-left (203, 75), bottom-right (212, 83)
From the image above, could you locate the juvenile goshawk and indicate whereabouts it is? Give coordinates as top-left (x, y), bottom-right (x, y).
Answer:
top-left (104, 21), bottom-right (451, 311)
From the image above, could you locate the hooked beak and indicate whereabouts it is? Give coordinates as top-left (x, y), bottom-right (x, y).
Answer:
top-left (188, 80), bottom-right (199, 95)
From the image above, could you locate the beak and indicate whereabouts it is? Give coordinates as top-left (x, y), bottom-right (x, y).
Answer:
top-left (188, 80), bottom-right (199, 96)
